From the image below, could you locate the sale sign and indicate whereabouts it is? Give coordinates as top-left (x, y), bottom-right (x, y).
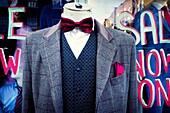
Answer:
top-left (117, 10), bottom-right (170, 108)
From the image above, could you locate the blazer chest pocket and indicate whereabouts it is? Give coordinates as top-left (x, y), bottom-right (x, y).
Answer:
top-left (110, 74), bottom-right (124, 86)
top-left (109, 62), bottom-right (126, 99)
top-left (110, 62), bottom-right (125, 86)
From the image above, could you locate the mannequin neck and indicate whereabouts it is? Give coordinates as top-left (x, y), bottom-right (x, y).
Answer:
top-left (62, 9), bottom-right (92, 22)
top-left (61, 3), bottom-right (93, 22)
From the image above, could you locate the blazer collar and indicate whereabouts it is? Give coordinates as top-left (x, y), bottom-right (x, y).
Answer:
top-left (43, 19), bottom-right (114, 42)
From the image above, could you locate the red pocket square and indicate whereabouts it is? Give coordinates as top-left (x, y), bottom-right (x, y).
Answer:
top-left (114, 62), bottom-right (124, 77)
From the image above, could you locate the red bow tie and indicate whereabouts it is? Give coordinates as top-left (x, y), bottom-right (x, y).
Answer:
top-left (61, 17), bottom-right (93, 33)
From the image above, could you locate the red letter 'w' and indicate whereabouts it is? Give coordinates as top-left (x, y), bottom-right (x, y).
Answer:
top-left (0, 48), bottom-right (21, 75)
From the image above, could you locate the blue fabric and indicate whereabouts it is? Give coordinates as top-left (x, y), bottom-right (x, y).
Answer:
top-left (133, 4), bottom-right (170, 113)
top-left (61, 31), bottom-right (97, 113)
top-left (0, 81), bottom-right (18, 113)
top-left (40, 5), bottom-right (62, 29)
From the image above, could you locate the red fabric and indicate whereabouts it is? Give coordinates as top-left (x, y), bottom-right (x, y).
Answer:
top-left (114, 62), bottom-right (124, 77)
top-left (162, 6), bottom-right (170, 25)
top-left (61, 17), bottom-right (93, 33)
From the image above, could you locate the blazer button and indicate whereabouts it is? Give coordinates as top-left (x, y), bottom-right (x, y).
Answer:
top-left (76, 67), bottom-right (81, 71)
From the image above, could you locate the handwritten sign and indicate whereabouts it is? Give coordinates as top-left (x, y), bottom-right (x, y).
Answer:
top-left (117, 11), bottom-right (170, 108)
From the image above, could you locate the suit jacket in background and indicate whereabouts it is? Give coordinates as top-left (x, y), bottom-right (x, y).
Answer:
top-left (22, 19), bottom-right (138, 113)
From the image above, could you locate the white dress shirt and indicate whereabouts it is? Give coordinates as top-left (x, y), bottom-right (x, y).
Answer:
top-left (152, 2), bottom-right (164, 10)
top-left (64, 28), bottom-right (91, 59)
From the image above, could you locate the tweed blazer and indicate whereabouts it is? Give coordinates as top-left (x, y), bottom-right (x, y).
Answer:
top-left (22, 19), bottom-right (138, 113)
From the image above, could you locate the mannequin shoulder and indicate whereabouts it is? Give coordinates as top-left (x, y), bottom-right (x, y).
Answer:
top-left (25, 27), bottom-right (52, 44)
top-left (107, 28), bottom-right (135, 46)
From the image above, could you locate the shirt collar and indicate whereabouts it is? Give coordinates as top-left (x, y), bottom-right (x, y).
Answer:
top-left (152, 2), bottom-right (164, 10)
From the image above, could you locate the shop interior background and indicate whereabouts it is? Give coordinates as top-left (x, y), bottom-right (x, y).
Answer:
top-left (0, 0), bottom-right (161, 86)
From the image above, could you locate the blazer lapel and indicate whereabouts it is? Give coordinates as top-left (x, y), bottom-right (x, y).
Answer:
top-left (42, 24), bottom-right (63, 112)
top-left (95, 20), bottom-right (117, 109)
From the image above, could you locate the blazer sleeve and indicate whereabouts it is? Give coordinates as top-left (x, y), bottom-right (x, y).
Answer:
top-left (127, 40), bottom-right (140, 113)
top-left (22, 36), bottom-right (35, 113)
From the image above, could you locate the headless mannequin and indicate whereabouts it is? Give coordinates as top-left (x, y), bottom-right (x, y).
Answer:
top-left (61, 3), bottom-right (94, 59)
top-left (61, 3), bottom-right (93, 22)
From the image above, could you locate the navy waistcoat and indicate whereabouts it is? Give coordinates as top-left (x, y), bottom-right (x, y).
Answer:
top-left (61, 31), bottom-right (97, 113)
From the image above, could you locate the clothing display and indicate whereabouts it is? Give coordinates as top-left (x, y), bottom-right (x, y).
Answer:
top-left (22, 2), bottom-right (138, 113)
